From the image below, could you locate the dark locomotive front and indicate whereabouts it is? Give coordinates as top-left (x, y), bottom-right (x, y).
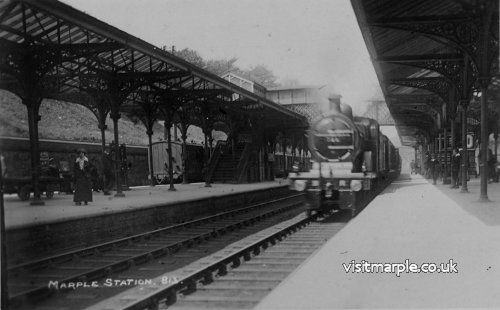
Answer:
top-left (289, 101), bottom-right (399, 216)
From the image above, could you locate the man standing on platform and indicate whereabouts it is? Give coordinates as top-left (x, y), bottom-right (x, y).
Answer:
top-left (425, 151), bottom-right (431, 178)
top-left (451, 148), bottom-right (461, 188)
top-left (487, 149), bottom-right (496, 183)
top-left (102, 148), bottom-right (114, 195)
top-left (430, 154), bottom-right (439, 185)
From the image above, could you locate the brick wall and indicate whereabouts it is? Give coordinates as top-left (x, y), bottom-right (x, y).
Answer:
top-left (6, 186), bottom-right (290, 264)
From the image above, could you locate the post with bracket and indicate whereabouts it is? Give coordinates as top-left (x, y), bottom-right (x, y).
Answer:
top-left (459, 101), bottom-right (469, 193)
top-left (443, 126), bottom-right (450, 184)
top-left (478, 77), bottom-right (490, 201)
top-left (449, 117), bottom-right (456, 188)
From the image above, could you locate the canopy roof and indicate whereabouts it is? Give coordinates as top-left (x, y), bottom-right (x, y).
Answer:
top-left (352, 0), bottom-right (498, 146)
top-left (0, 0), bottom-right (307, 131)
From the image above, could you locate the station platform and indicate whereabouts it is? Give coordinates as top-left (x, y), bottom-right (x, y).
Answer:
top-left (256, 174), bottom-right (500, 309)
top-left (4, 180), bottom-right (287, 230)
top-left (4, 180), bottom-right (289, 264)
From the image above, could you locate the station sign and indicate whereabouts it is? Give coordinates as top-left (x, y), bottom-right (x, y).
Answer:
top-left (466, 133), bottom-right (475, 150)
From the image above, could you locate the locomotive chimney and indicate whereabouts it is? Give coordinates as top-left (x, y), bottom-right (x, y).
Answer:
top-left (328, 94), bottom-right (341, 112)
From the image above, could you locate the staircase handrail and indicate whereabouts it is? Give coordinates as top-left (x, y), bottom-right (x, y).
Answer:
top-left (206, 140), bottom-right (227, 183)
top-left (235, 142), bottom-right (252, 183)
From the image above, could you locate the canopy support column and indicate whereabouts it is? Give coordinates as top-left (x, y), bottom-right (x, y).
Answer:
top-left (450, 118), bottom-right (456, 188)
top-left (443, 127), bottom-right (450, 184)
top-left (460, 101), bottom-right (469, 193)
top-left (180, 123), bottom-right (189, 185)
top-left (0, 155), bottom-right (8, 310)
top-left (495, 132), bottom-right (498, 183)
top-left (110, 109), bottom-right (125, 197)
top-left (165, 122), bottom-right (176, 191)
top-left (137, 93), bottom-right (159, 187)
top-left (26, 100), bottom-right (44, 206)
top-left (203, 128), bottom-right (212, 188)
top-left (479, 78), bottom-right (490, 201)
top-left (98, 122), bottom-right (107, 191)
top-left (281, 134), bottom-right (287, 178)
top-left (477, 3), bottom-right (495, 201)
top-left (146, 128), bottom-right (155, 187)
top-left (438, 132), bottom-right (443, 183)
top-left (160, 104), bottom-right (177, 191)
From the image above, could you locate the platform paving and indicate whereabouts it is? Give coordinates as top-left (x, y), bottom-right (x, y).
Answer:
top-left (3, 180), bottom-right (288, 230)
top-left (255, 174), bottom-right (500, 309)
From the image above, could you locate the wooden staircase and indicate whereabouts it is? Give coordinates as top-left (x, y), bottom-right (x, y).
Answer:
top-left (209, 142), bottom-right (249, 183)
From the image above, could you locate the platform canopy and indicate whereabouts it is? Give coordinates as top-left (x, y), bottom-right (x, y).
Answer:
top-left (0, 0), bottom-right (307, 130)
top-left (352, 0), bottom-right (499, 146)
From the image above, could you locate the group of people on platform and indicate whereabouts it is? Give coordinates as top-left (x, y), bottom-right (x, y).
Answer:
top-left (1, 146), bottom-right (120, 205)
top-left (410, 147), bottom-right (498, 187)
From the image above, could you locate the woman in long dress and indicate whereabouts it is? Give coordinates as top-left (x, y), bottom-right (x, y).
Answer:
top-left (73, 149), bottom-right (93, 205)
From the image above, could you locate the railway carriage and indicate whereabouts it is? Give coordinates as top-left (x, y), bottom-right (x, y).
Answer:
top-left (151, 140), bottom-right (204, 183)
top-left (288, 102), bottom-right (401, 216)
top-left (0, 136), bottom-right (150, 199)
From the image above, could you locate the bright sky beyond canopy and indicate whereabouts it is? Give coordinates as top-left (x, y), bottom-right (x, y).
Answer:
top-left (62, 0), bottom-right (383, 113)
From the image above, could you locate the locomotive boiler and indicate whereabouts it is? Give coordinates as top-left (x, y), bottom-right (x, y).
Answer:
top-left (288, 100), bottom-right (401, 217)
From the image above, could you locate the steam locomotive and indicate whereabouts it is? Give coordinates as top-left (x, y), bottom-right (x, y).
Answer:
top-left (288, 101), bottom-right (401, 217)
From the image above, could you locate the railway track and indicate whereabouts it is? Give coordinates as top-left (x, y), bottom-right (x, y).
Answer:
top-left (7, 194), bottom-right (305, 308)
top-left (88, 210), bottom-right (349, 310)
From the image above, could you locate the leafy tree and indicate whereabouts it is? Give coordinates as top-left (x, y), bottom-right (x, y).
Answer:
top-left (164, 45), bottom-right (280, 88)
top-left (172, 48), bottom-right (205, 68)
top-left (244, 64), bottom-right (279, 88)
top-left (205, 57), bottom-right (239, 75)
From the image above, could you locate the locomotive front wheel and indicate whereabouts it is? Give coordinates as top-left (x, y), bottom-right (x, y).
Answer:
top-left (18, 186), bottom-right (31, 201)
top-left (46, 191), bottom-right (54, 199)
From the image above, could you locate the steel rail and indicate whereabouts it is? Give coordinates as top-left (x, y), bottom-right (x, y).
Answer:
top-left (120, 211), bottom-right (319, 310)
top-left (8, 193), bottom-right (304, 304)
top-left (9, 193), bottom-right (302, 273)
